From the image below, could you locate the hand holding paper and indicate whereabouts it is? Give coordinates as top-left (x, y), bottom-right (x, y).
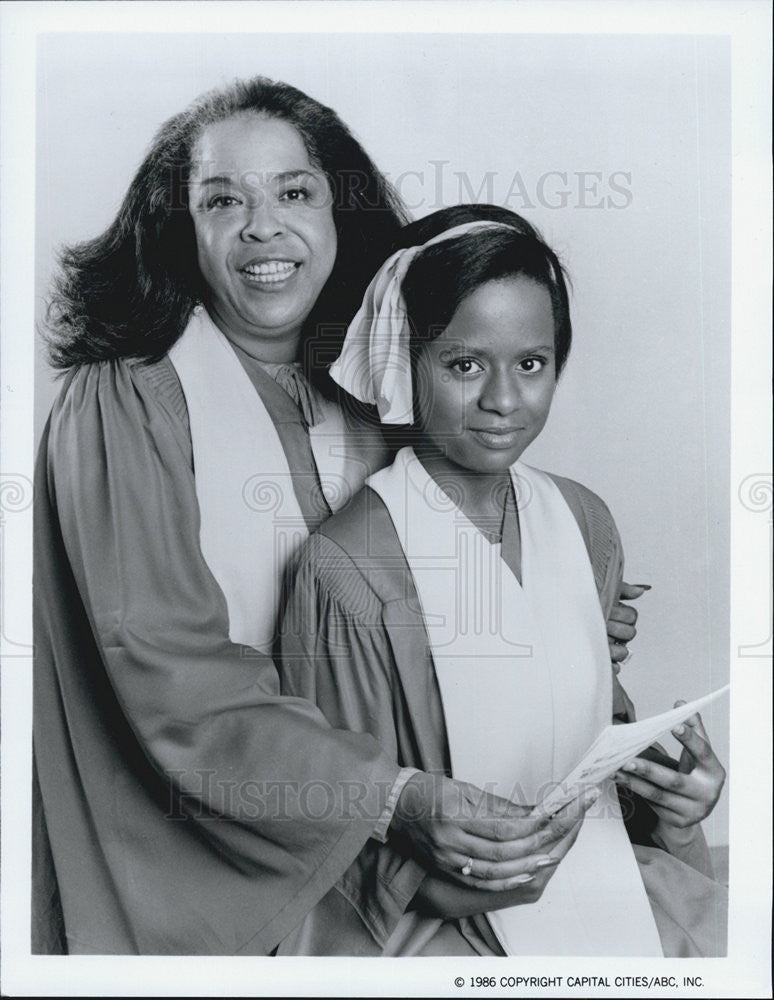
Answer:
top-left (615, 696), bottom-right (728, 830)
top-left (534, 685), bottom-right (729, 817)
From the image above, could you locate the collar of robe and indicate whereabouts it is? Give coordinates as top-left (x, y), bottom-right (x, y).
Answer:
top-left (169, 307), bottom-right (352, 652)
top-left (256, 361), bottom-right (325, 428)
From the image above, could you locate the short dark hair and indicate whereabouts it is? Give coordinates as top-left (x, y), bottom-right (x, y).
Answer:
top-left (46, 76), bottom-right (408, 386)
top-left (397, 204), bottom-right (572, 376)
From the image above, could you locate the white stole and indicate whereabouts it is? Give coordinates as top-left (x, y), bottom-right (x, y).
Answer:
top-left (169, 307), bottom-right (357, 651)
top-left (368, 447), bottom-right (662, 955)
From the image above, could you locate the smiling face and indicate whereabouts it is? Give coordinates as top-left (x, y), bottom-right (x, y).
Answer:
top-left (188, 114), bottom-right (337, 361)
top-left (414, 276), bottom-right (558, 474)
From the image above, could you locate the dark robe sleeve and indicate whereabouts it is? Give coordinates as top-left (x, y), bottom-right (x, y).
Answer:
top-left (33, 359), bottom-right (400, 955)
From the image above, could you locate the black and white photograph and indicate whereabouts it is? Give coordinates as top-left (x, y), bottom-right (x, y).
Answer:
top-left (1, 2), bottom-right (771, 996)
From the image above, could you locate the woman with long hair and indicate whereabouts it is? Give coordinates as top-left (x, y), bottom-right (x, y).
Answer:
top-left (34, 79), bottom-right (613, 955)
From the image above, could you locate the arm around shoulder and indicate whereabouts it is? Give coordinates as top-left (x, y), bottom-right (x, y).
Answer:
top-left (39, 359), bottom-right (399, 868)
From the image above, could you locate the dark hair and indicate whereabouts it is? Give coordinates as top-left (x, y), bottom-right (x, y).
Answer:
top-left (397, 204), bottom-right (572, 376)
top-left (46, 76), bottom-right (408, 388)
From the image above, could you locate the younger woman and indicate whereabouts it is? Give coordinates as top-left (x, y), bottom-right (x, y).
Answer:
top-left (278, 205), bottom-right (727, 956)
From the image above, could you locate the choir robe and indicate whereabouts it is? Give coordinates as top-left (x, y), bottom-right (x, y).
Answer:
top-left (32, 352), bottom-right (424, 955)
top-left (278, 481), bottom-right (728, 956)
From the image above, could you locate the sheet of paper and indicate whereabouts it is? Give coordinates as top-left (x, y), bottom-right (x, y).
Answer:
top-left (533, 684), bottom-right (730, 816)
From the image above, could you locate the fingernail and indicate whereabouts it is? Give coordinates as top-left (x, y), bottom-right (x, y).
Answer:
top-left (535, 857), bottom-right (559, 869)
top-left (673, 725), bottom-right (685, 736)
top-left (585, 786), bottom-right (602, 803)
top-left (514, 874), bottom-right (535, 884)
top-left (623, 761), bottom-right (637, 772)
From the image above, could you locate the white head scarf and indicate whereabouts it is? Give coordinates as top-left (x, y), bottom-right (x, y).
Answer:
top-left (328, 220), bottom-right (515, 424)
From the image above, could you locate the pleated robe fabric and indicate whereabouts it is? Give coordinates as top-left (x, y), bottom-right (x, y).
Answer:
top-left (278, 481), bottom-right (728, 956)
top-left (31, 352), bottom-right (427, 955)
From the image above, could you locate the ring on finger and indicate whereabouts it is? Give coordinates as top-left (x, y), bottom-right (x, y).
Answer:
top-left (461, 857), bottom-right (474, 877)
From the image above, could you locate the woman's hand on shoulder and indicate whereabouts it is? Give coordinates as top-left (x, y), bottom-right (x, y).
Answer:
top-left (390, 772), bottom-right (598, 893)
top-left (607, 581), bottom-right (650, 669)
top-left (614, 704), bottom-right (726, 831)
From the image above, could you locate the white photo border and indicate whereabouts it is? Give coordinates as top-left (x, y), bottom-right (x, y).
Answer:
top-left (1, 1), bottom-right (771, 996)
